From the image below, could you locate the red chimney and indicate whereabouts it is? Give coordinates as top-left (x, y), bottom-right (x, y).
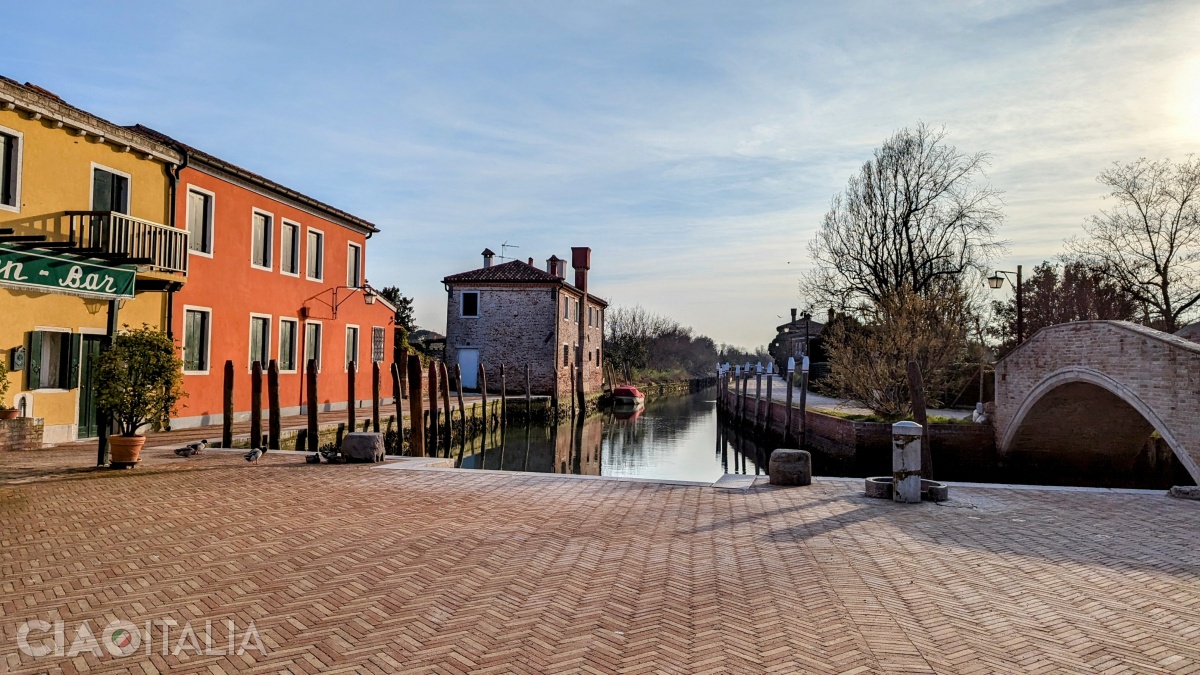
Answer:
top-left (571, 246), bottom-right (591, 291)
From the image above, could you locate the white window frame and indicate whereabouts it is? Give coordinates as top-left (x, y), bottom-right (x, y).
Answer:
top-left (371, 326), bottom-right (386, 363)
top-left (306, 227), bottom-right (325, 282)
top-left (346, 242), bottom-right (363, 288)
top-left (248, 312), bottom-right (273, 372)
top-left (303, 320), bottom-right (323, 373)
top-left (184, 184), bottom-right (215, 258)
top-left (0, 124), bottom-right (24, 213)
top-left (250, 208), bottom-right (274, 271)
top-left (345, 324), bottom-right (360, 372)
top-left (89, 162), bottom-right (132, 214)
top-left (31, 326), bottom-right (71, 393)
top-left (280, 219), bottom-right (301, 277)
top-left (460, 290), bottom-right (480, 318)
top-left (181, 304), bottom-right (213, 375)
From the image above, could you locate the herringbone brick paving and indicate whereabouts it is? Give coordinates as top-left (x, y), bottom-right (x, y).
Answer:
top-left (0, 448), bottom-right (1197, 674)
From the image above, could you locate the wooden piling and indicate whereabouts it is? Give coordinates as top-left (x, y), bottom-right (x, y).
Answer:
top-left (407, 354), bottom-right (425, 456)
top-left (307, 359), bottom-right (319, 453)
top-left (390, 363), bottom-right (403, 448)
top-left (799, 369), bottom-right (809, 449)
top-left (439, 361), bottom-right (452, 445)
top-left (784, 369), bottom-right (795, 445)
top-left (397, 345), bottom-right (409, 399)
top-left (499, 364), bottom-right (507, 429)
top-left (222, 360), bottom-right (234, 448)
top-left (765, 371), bottom-right (773, 429)
top-left (250, 361), bottom-right (263, 450)
top-left (754, 370), bottom-right (763, 428)
top-left (427, 361), bottom-right (439, 450)
top-left (296, 429), bottom-right (307, 452)
top-left (372, 361), bottom-right (381, 433)
top-left (479, 364), bottom-right (489, 431)
top-left (525, 364), bottom-right (532, 418)
top-left (454, 364), bottom-right (467, 439)
top-left (268, 360), bottom-right (281, 449)
top-left (347, 361), bottom-right (357, 431)
top-left (569, 364), bottom-right (577, 419)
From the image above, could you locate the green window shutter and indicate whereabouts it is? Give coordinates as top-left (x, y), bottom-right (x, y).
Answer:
top-left (68, 333), bottom-right (82, 389)
top-left (27, 331), bottom-right (42, 391)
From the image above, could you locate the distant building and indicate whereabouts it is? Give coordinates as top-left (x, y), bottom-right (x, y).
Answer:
top-left (442, 248), bottom-right (606, 398)
top-left (769, 309), bottom-right (828, 373)
top-left (1176, 322), bottom-right (1200, 345)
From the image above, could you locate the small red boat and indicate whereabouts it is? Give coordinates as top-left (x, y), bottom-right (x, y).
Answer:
top-left (612, 385), bottom-right (646, 408)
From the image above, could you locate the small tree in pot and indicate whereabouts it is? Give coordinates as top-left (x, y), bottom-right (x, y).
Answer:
top-left (95, 325), bottom-right (185, 466)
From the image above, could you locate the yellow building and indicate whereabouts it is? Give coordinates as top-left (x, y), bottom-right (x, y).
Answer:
top-left (0, 77), bottom-right (186, 444)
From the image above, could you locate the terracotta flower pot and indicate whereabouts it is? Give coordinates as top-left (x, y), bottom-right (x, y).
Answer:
top-left (0, 408), bottom-right (18, 420)
top-left (109, 435), bottom-right (147, 467)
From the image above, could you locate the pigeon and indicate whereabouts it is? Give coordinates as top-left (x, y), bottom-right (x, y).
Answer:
top-left (244, 448), bottom-right (263, 464)
top-left (305, 453), bottom-right (321, 464)
top-left (174, 439), bottom-right (207, 457)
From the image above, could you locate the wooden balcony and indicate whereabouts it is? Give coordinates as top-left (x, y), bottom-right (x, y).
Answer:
top-left (56, 211), bottom-right (190, 275)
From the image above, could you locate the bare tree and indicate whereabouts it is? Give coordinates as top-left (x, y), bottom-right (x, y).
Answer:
top-left (807, 123), bottom-right (1005, 312)
top-left (1068, 157), bottom-right (1200, 332)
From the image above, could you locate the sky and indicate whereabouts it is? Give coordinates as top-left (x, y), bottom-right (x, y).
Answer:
top-left (6, 1), bottom-right (1200, 347)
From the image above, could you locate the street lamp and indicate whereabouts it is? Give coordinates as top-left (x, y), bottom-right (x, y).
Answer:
top-left (986, 265), bottom-right (1023, 344)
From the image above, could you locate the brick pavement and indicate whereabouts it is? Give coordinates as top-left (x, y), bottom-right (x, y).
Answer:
top-left (0, 447), bottom-right (1198, 674)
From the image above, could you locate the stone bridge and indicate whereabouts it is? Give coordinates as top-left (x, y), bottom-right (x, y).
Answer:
top-left (995, 321), bottom-right (1200, 485)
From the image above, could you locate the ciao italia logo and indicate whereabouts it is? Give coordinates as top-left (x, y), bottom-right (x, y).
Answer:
top-left (15, 618), bottom-right (265, 660)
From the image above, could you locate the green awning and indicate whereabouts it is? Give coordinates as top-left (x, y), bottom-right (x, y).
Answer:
top-left (0, 244), bottom-right (136, 300)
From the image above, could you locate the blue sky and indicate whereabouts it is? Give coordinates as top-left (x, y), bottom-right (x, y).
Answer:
top-left (7, 1), bottom-right (1200, 347)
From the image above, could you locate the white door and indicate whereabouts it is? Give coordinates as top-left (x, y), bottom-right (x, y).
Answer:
top-left (458, 349), bottom-right (480, 390)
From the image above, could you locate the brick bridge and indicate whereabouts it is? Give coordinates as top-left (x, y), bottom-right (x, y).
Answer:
top-left (995, 320), bottom-right (1200, 485)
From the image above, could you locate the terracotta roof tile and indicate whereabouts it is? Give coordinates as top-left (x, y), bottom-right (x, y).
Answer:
top-left (443, 260), bottom-right (608, 306)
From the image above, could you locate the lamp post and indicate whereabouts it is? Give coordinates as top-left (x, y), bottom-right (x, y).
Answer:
top-left (987, 265), bottom-right (1023, 344)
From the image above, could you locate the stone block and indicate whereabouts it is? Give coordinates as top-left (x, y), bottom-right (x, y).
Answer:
top-left (1169, 485), bottom-right (1200, 500)
top-left (343, 432), bottom-right (385, 463)
top-left (768, 449), bottom-right (811, 486)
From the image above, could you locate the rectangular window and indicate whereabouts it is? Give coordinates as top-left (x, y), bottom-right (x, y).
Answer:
top-left (372, 327), bottom-right (385, 363)
top-left (279, 318), bottom-right (298, 371)
top-left (31, 331), bottom-right (72, 390)
top-left (461, 291), bottom-right (479, 317)
top-left (596, 348), bottom-right (601, 366)
top-left (563, 344), bottom-right (569, 368)
top-left (0, 129), bottom-right (21, 210)
top-left (347, 242), bottom-right (362, 287)
top-left (281, 221), bottom-right (300, 275)
top-left (306, 229), bottom-right (324, 280)
top-left (91, 167), bottom-right (129, 213)
top-left (304, 322), bottom-right (322, 371)
top-left (563, 297), bottom-right (569, 320)
top-left (345, 326), bottom-right (359, 370)
top-left (251, 211), bottom-right (272, 268)
top-left (183, 309), bottom-right (211, 372)
top-left (186, 189), bottom-right (213, 254)
top-left (249, 315), bottom-right (271, 368)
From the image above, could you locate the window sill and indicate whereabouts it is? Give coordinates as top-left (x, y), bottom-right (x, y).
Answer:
top-left (183, 369), bottom-right (211, 376)
top-left (250, 264), bottom-right (273, 272)
top-left (189, 250), bottom-right (214, 259)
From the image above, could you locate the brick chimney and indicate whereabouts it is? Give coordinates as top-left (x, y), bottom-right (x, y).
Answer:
top-left (482, 248), bottom-right (495, 268)
top-left (790, 308), bottom-right (797, 323)
top-left (571, 247), bottom-right (591, 291)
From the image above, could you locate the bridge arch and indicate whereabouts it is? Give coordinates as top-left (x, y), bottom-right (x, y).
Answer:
top-left (994, 321), bottom-right (1200, 485)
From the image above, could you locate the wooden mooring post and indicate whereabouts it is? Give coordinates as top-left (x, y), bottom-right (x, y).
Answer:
top-left (439, 361), bottom-right (452, 448)
top-left (372, 362), bottom-right (381, 433)
top-left (222, 360), bottom-right (234, 448)
top-left (525, 364), bottom-right (532, 418)
top-left (307, 359), bottom-right (319, 453)
top-left (784, 362), bottom-right (795, 445)
top-left (479, 364), bottom-right (489, 431)
top-left (754, 367), bottom-right (763, 428)
top-left (250, 361), bottom-right (263, 450)
top-left (499, 364), bottom-right (507, 430)
top-left (454, 364), bottom-right (466, 439)
top-left (764, 368), bottom-right (773, 429)
top-left (347, 361), bottom-right (357, 431)
top-left (427, 361), bottom-right (439, 450)
top-left (407, 355), bottom-right (425, 456)
top-left (390, 363), bottom-right (403, 447)
top-left (268, 360), bottom-right (281, 449)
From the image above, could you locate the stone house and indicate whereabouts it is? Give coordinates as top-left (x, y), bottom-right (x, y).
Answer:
top-left (443, 247), bottom-right (606, 399)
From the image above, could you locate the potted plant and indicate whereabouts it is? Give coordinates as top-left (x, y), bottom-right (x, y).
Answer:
top-left (0, 356), bottom-right (16, 420)
top-left (95, 325), bottom-right (184, 466)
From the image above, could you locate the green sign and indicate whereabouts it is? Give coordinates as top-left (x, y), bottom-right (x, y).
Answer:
top-left (0, 244), bottom-right (135, 299)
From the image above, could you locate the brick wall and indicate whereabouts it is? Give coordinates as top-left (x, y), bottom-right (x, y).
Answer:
top-left (0, 418), bottom-right (45, 451)
top-left (994, 321), bottom-right (1200, 484)
top-left (444, 283), bottom-right (604, 397)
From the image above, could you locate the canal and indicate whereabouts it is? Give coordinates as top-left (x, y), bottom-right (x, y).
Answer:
top-left (452, 391), bottom-right (769, 483)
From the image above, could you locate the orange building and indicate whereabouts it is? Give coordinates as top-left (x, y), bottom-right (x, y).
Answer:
top-left (130, 126), bottom-right (395, 428)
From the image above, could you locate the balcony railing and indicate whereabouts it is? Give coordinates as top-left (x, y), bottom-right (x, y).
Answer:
top-left (63, 211), bottom-right (189, 275)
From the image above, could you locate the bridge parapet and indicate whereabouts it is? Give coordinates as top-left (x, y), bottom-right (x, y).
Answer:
top-left (995, 321), bottom-right (1200, 483)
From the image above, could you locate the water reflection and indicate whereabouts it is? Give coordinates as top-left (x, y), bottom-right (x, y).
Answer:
top-left (454, 392), bottom-right (765, 483)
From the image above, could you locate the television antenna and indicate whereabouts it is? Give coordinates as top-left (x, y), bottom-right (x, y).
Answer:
top-left (499, 241), bottom-right (520, 261)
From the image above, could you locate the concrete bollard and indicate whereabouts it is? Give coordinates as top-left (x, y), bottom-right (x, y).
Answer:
top-left (892, 421), bottom-right (922, 504)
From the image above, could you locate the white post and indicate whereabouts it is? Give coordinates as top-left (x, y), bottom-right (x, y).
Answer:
top-left (892, 421), bottom-right (923, 503)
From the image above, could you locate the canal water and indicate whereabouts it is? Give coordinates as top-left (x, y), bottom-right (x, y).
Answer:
top-left (452, 392), bottom-right (768, 483)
